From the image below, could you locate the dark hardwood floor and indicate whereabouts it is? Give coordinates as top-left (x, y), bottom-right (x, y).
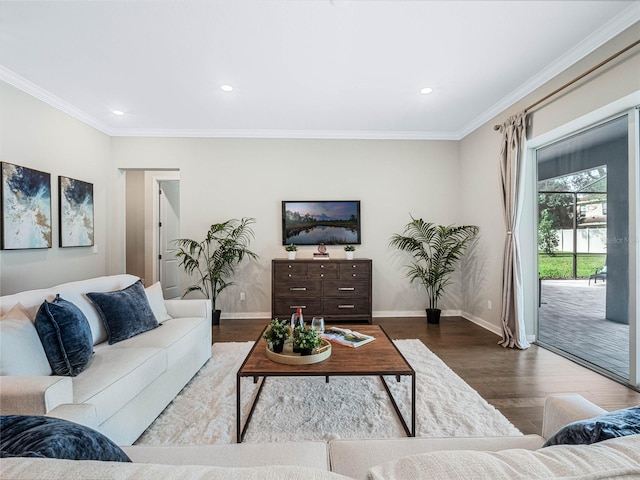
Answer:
top-left (213, 316), bottom-right (640, 435)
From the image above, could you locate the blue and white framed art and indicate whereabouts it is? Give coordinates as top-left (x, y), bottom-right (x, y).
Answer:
top-left (1, 162), bottom-right (52, 250)
top-left (58, 175), bottom-right (94, 247)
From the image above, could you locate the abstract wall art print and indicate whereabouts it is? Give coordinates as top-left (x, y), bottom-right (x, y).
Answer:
top-left (1, 162), bottom-right (52, 250)
top-left (58, 176), bottom-right (94, 247)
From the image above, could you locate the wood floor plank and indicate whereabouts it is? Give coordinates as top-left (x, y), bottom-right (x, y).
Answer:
top-left (213, 316), bottom-right (640, 436)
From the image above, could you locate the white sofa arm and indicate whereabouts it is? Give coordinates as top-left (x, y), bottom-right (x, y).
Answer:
top-left (0, 376), bottom-right (73, 415)
top-left (542, 394), bottom-right (608, 439)
top-left (165, 299), bottom-right (211, 322)
top-left (46, 403), bottom-right (98, 429)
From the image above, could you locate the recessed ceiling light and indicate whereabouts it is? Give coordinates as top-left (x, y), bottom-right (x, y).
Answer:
top-left (112, 110), bottom-right (125, 116)
top-left (220, 85), bottom-right (234, 92)
top-left (420, 87), bottom-right (433, 95)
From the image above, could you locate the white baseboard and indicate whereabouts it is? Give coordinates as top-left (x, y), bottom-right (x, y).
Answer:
top-left (460, 311), bottom-right (502, 337)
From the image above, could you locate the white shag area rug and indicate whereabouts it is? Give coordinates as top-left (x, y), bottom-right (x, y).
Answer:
top-left (136, 340), bottom-right (521, 445)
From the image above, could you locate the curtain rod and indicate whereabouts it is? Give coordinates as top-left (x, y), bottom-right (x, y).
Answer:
top-left (493, 39), bottom-right (640, 131)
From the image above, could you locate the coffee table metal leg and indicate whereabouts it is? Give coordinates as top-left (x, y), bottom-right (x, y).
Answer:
top-left (237, 375), bottom-right (267, 443)
top-left (380, 374), bottom-right (415, 438)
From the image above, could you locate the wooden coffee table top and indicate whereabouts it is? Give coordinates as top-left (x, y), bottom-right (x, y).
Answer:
top-left (238, 325), bottom-right (414, 377)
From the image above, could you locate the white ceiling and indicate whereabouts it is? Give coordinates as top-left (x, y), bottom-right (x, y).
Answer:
top-left (1, 1), bottom-right (639, 140)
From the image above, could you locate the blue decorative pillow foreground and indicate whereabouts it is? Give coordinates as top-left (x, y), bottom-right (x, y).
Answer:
top-left (34, 294), bottom-right (94, 376)
top-left (544, 406), bottom-right (640, 447)
top-left (0, 415), bottom-right (130, 462)
top-left (87, 279), bottom-right (158, 344)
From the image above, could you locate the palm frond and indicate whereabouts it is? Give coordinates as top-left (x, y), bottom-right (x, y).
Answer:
top-left (390, 216), bottom-right (478, 310)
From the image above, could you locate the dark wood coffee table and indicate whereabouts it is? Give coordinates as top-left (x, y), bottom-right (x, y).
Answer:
top-left (236, 324), bottom-right (415, 443)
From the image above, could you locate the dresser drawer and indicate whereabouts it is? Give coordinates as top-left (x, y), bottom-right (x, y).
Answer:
top-left (307, 262), bottom-right (338, 279)
top-left (273, 298), bottom-right (322, 318)
top-left (339, 262), bottom-right (371, 279)
top-left (323, 297), bottom-right (371, 316)
top-left (323, 280), bottom-right (370, 298)
top-left (274, 262), bottom-right (308, 279)
top-left (273, 280), bottom-right (322, 297)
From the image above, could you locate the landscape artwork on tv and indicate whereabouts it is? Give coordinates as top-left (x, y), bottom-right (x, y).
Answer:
top-left (59, 176), bottom-right (94, 247)
top-left (1, 162), bottom-right (52, 250)
top-left (282, 201), bottom-right (361, 246)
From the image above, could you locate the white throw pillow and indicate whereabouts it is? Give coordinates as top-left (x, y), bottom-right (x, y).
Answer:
top-left (0, 304), bottom-right (52, 376)
top-left (144, 282), bottom-right (172, 323)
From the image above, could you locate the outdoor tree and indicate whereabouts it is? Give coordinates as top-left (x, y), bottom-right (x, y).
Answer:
top-left (538, 209), bottom-right (559, 256)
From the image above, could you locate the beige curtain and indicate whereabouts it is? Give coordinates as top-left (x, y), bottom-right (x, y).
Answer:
top-left (498, 112), bottom-right (530, 349)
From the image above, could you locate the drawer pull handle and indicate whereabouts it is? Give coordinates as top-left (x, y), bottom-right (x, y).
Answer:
top-left (289, 287), bottom-right (307, 291)
top-left (338, 305), bottom-right (355, 309)
top-left (320, 265), bottom-right (324, 268)
top-left (352, 273), bottom-right (357, 277)
top-left (338, 287), bottom-right (355, 291)
top-left (288, 274), bottom-right (292, 277)
top-left (320, 274), bottom-right (324, 277)
top-left (289, 305), bottom-right (306, 310)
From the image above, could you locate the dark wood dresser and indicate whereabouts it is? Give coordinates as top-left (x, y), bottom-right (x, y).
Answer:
top-left (271, 258), bottom-right (372, 324)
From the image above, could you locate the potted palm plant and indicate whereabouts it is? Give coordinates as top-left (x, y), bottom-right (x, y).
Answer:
top-left (175, 217), bottom-right (258, 325)
top-left (389, 216), bottom-right (478, 324)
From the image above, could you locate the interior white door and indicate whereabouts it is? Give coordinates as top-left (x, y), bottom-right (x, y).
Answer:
top-left (158, 180), bottom-right (181, 299)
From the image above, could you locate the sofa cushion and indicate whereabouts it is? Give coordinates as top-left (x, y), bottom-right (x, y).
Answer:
top-left (0, 415), bottom-right (130, 462)
top-left (110, 317), bottom-right (209, 369)
top-left (34, 295), bottom-right (93, 376)
top-left (145, 282), bottom-right (172, 323)
top-left (367, 435), bottom-right (640, 480)
top-left (329, 435), bottom-right (545, 480)
top-left (0, 305), bottom-right (52, 376)
top-left (544, 407), bottom-right (640, 447)
top-left (0, 457), bottom-right (352, 480)
top-left (0, 274), bottom-right (141, 345)
top-left (87, 280), bottom-right (159, 344)
top-left (72, 345), bottom-right (166, 424)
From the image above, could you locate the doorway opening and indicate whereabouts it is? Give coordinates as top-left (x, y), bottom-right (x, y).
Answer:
top-left (125, 170), bottom-right (180, 298)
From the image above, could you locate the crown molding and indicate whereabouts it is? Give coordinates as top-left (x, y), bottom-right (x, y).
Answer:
top-left (109, 128), bottom-right (460, 140)
top-left (458, 4), bottom-right (640, 139)
top-left (0, 65), bottom-right (113, 135)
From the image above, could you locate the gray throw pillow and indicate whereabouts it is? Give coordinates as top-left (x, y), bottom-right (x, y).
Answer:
top-left (544, 406), bottom-right (640, 446)
top-left (34, 295), bottom-right (93, 376)
top-left (87, 279), bottom-right (158, 345)
top-left (0, 415), bottom-right (130, 462)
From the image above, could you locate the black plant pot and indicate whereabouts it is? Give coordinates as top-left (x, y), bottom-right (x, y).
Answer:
top-left (212, 309), bottom-right (222, 326)
top-left (272, 342), bottom-right (285, 353)
top-left (300, 347), bottom-right (313, 356)
top-left (426, 308), bottom-right (441, 324)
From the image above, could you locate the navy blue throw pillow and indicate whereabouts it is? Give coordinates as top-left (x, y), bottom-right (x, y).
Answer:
top-left (544, 406), bottom-right (640, 447)
top-left (0, 415), bottom-right (130, 462)
top-left (34, 295), bottom-right (93, 376)
top-left (87, 280), bottom-right (158, 345)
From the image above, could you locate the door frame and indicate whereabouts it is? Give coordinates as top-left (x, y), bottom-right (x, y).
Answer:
top-left (524, 92), bottom-right (639, 388)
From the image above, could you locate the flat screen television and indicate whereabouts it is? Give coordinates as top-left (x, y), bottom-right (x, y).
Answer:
top-left (282, 201), bottom-right (361, 246)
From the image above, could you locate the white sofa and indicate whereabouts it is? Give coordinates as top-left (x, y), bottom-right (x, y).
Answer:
top-left (1, 394), bottom-right (639, 479)
top-left (0, 274), bottom-right (211, 445)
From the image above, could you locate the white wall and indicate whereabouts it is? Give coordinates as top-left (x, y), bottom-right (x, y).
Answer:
top-left (0, 82), bottom-right (113, 295)
top-left (111, 137), bottom-right (462, 317)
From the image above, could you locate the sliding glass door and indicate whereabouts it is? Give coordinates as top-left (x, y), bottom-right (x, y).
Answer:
top-left (536, 115), bottom-right (633, 382)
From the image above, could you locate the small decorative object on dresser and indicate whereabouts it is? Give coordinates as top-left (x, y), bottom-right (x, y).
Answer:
top-left (263, 318), bottom-right (290, 353)
top-left (344, 245), bottom-right (355, 260)
top-left (285, 243), bottom-right (297, 260)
